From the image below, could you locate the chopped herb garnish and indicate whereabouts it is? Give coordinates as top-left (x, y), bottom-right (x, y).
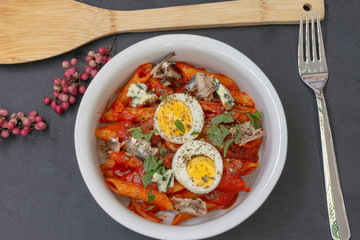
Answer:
top-left (229, 166), bottom-right (237, 173)
top-left (174, 119), bottom-right (185, 133)
top-left (224, 138), bottom-right (235, 157)
top-left (127, 127), bottom-right (141, 132)
top-left (234, 110), bottom-right (262, 129)
top-left (144, 129), bottom-right (158, 142)
top-left (148, 189), bottom-right (155, 204)
top-left (127, 127), bottom-right (158, 142)
top-left (210, 193), bottom-right (216, 199)
top-left (144, 156), bottom-right (163, 172)
top-left (234, 124), bottom-right (242, 141)
top-left (190, 131), bottom-right (200, 136)
top-left (211, 112), bottom-right (234, 125)
top-left (246, 111), bottom-right (262, 129)
top-left (142, 166), bottom-right (164, 187)
top-left (160, 147), bottom-right (168, 156)
top-left (146, 205), bottom-right (156, 211)
top-left (206, 125), bottom-right (230, 146)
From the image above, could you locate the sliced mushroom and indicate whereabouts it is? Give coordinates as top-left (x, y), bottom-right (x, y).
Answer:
top-left (125, 137), bottom-right (159, 161)
top-left (170, 197), bottom-right (207, 218)
top-left (185, 73), bottom-right (216, 101)
top-left (150, 52), bottom-right (181, 80)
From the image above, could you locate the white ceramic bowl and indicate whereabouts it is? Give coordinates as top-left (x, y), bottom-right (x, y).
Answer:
top-left (75, 34), bottom-right (287, 240)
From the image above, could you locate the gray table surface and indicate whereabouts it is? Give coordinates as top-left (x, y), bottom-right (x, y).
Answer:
top-left (1, 1), bottom-right (359, 239)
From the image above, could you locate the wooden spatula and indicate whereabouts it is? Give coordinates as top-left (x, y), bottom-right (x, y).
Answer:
top-left (0, 0), bottom-right (324, 64)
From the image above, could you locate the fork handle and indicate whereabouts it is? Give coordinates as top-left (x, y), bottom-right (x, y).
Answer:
top-left (315, 91), bottom-right (351, 240)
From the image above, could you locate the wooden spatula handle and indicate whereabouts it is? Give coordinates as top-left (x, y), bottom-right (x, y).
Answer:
top-left (108, 0), bottom-right (325, 34)
top-left (0, 0), bottom-right (324, 64)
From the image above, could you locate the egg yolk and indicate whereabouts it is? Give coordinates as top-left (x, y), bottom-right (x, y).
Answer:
top-left (156, 99), bottom-right (192, 136)
top-left (186, 155), bottom-right (216, 188)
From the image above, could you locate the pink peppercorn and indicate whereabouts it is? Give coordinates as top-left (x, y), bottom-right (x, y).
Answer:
top-left (71, 58), bottom-right (78, 66)
top-left (34, 115), bottom-right (43, 123)
top-left (0, 109), bottom-right (8, 117)
top-left (1, 130), bottom-right (9, 138)
top-left (29, 111), bottom-right (37, 117)
top-left (95, 56), bottom-right (102, 63)
top-left (98, 47), bottom-right (108, 55)
top-left (85, 55), bottom-right (93, 63)
top-left (80, 73), bottom-right (89, 81)
top-left (53, 78), bottom-right (61, 85)
top-left (23, 118), bottom-right (32, 127)
top-left (35, 122), bottom-right (46, 130)
top-left (88, 50), bottom-right (95, 57)
top-left (50, 101), bottom-right (58, 109)
top-left (61, 101), bottom-right (70, 110)
top-left (62, 85), bottom-right (69, 93)
top-left (89, 60), bottom-right (97, 68)
top-left (79, 85), bottom-right (87, 94)
top-left (90, 69), bottom-right (98, 77)
top-left (12, 128), bottom-right (20, 135)
top-left (6, 121), bottom-right (15, 130)
top-left (55, 105), bottom-right (63, 114)
top-left (17, 112), bottom-right (24, 119)
top-left (20, 129), bottom-right (28, 136)
top-left (69, 96), bottom-right (76, 104)
top-left (1, 120), bottom-right (8, 128)
top-left (53, 91), bottom-right (60, 97)
top-left (43, 97), bottom-right (51, 105)
top-left (23, 126), bottom-right (31, 133)
top-left (85, 66), bottom-right (93, 74)
top-left (62, 60), bottom-right (70, 69)
top-left (60, 78), bottom-right (68, 86)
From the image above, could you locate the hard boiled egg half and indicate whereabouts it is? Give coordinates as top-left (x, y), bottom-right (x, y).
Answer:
top-left (154, 93), bottom-right (204, 144)
top-left (172, 141), bottom-right (223, 194)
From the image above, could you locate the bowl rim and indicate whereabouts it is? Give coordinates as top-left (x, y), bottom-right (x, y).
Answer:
top-left (75, 34), bottom-right (288, 240)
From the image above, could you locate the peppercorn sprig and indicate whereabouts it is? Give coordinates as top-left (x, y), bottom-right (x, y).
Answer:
top-left (0, 108), bottom-right (46, 138)
top-left (43, 47), bottom-right (113, 114)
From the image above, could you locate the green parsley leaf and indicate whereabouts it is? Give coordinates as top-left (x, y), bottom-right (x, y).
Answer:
top-left (144, 156), bottom-right (160, 172)
top-left (224, 138), bottom-right (235, 157)
top-left (146, 205), bottom-right (156, 211)
top-left (142, 172), bottom-right (154, 187)
top-left (144, 129), bottom-right (158, 142)
top-left (234, 110), bottom-right (262, 129)
top-left (234, 124), bottom-right (242, 141)
top-left (211, 112), bottom-right (234, 125)
top-left (142, 167), bottom-right (163, 187)
top-left (127, 127), bottom-right (141, 132)
top-left (190, 131), bottom-right (200, 136)
top-left (210, 193), bottom-right (216, 199)
top-left (174, 120), bottom-right (185, 133)
top-left (206, 125), bottom-right (230, 146)
top-left (148, 189), bottom-right (155, 204)
top-left (160, 147), bottom-right (168, 156)
top-left (246, 112), bottom-right (261, 129)
top-left (128, 127), bottom-right (158, 142)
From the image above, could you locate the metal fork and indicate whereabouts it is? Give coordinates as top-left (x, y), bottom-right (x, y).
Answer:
top-left (298, 11), bottom-right (351, 240)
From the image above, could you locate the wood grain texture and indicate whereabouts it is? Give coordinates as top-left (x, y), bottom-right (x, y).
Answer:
top-left (0, 0), bottom-right (324, 64)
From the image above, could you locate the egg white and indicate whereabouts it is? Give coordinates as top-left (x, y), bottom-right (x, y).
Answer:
top-left (172, 140), bottom-right (223, 194)
top-left (154, 93), bottom-right (204, 144)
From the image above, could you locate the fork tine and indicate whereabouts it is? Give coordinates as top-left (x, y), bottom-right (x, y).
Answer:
top-left (317, 11), bottom-right (327, 62)
top-left (298, 13), bottom-right (304, 62)
top-left (311, 12), bottom-right (316, 61)
top-left (305, 13), bottom-right (310, 62)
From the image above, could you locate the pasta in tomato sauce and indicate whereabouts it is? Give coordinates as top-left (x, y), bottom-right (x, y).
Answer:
top-left (95, 52), bottom-right (265, 225)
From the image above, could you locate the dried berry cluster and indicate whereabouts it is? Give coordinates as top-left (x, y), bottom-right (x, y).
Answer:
top-left (0, 108), bottom-right (46, 138)
top-left (43, 47), bottom-right (112, 114)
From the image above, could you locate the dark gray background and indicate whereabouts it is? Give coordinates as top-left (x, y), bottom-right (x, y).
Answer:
top-left (1, 1), bottom-right (359, 239)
